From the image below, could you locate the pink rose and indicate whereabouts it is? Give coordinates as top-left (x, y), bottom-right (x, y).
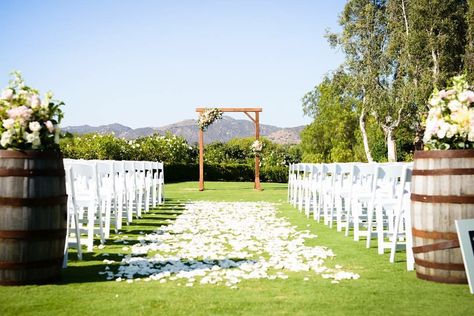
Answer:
top-left (7, 106), bottom-right (33, 123)
top-left (45, 120), bottom-right (55, 133)
top-left (438, 90), bottom-right (447, 99)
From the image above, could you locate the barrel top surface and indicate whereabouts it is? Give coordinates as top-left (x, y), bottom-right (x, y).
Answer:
top-left (414, 149), bottom-right (474, 159)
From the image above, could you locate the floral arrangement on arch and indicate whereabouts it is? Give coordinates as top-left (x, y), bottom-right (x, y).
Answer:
top-left (251, 139), bottom-right (264, 156)
top-left (423, 75), bottom-right (474, 150)
top-left (0, 72), bottom-right (63, 150)
top-left (198, 108), bottom-right (223, 131)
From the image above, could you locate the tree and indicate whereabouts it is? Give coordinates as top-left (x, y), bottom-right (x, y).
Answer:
top-left (465, 0), bottom-right (474, 82)
top-left (328, 0), bottom-right (390, 161)
top-left (301, 71), bottom-right (359, 163)
top-left (326, 0), bottom-right (468, 162)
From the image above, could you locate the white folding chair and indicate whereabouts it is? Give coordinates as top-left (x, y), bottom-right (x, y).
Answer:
top-left (95, 160), bottom-right (115, 239)
top-left (123, 161), bottom-right (138, 223)
top-left (153, 161), bottom-right (165, 205)
top-left (333, 163), bottom-right (355, 232)
top-left (389, 165), bottom-right (414, 270)
top-left (69, 161), bottom-right (104, 252)
top-left (321, 164), bottom-right (336, 227)
top-left (63, 163), bottom-right (82, 267)
top-left (346, 163), bottom-right (376, 241)
top-left (368, 163), bottom-right (406, 251)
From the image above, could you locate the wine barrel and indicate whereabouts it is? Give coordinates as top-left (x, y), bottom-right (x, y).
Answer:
top-left (411, 149), bottom-right (474, 284)
top-left (0, 150), bottom-right (67, 285)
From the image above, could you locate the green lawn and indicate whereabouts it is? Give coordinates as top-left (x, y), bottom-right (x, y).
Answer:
top-left (1, 181), bottom-right (472, 315)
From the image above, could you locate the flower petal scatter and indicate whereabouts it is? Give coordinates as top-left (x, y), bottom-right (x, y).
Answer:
top-left (423, 75), bottom-right (474, 150)
top-left (107, 202), bottom-right (359, 287)
top-left (198, 108), bottom-right (223, 131)
top-left (0, 71), bottom-right (64, 150)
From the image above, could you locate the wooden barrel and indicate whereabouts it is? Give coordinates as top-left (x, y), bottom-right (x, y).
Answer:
top-left (411, 149), bottom-right (474, 284)
top-left (0, 150), bottom-right (67, 285)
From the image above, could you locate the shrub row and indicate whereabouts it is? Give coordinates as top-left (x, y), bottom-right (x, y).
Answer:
top-left (165, 163), bottom-right (288, 183)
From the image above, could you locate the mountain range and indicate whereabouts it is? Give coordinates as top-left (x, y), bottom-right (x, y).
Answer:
top-left (63, 116), bottom-right (305, 145)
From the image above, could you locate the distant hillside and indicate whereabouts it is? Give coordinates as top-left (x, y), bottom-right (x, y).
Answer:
top-left (63, 116), bottom-right (304, 145)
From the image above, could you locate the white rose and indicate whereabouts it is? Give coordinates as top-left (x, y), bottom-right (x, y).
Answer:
top-left (458, 91), bottom-right (469, 103)
top-left (445, 124), bottom-right (458, 139)
top-left (448, 100), bottom-right (462, 112)
top-left (25, 131), bottom-right (41, 148)
top-left (2, 118), bottom-right (15, 129)
top-left (29, 95), bottom-right (41, 108)
top-left (436, 122), bottom-right (449, 139)
top-left (1, 89), bottom-right (13, 100)
top-left (0, 130), bottom-right (13, 147)
top-left (429, 96), bottom-right (441, 106)
top-left (468, 130), bottom-right (474, 142)
top-left (29, 121), bottom-right (42, 132)
top-left (25, 132), bottom-right (35, 143)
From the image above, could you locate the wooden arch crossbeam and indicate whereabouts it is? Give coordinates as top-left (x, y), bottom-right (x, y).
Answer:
top-left (195, 107), bottom-right (263, 191)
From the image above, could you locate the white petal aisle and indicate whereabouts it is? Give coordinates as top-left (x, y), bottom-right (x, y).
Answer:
top-left (106, 201), bottom-right (359, 287)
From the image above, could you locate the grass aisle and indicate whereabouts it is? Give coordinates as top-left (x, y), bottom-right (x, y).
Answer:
top-left (0, 182), bottom-right (473, 316)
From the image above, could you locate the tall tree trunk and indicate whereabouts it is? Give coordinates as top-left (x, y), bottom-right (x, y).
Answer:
top-left (359, 107), bottom-right (374, 163)
top-left (386, 128), bottom-right (397, 162)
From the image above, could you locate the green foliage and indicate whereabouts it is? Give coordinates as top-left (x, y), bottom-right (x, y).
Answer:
top-left (60, 133), bottom-right (130, 160)
top-left (60, 133), bottom-right (300, 183)
top-left (165, 163), bottom-right (288, 183)
top-left (60, 133), bottom-right (194, 163)
top-left (133, 133), bottom-right (196, 163)
top-left (300, 72), bottom-right (359, 163)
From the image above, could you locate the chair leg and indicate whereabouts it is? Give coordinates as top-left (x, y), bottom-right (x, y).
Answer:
top-left (389, 210), bottom-right (403, 263)
top-left (376, 204), bottom-right (386, 254)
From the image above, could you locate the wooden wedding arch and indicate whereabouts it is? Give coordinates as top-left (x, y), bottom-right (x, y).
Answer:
top-left (196, 107), bottom-right (262, 191)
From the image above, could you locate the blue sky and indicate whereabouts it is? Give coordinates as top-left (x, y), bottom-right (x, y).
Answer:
top-left (0, 0), bottom-right (346, 128)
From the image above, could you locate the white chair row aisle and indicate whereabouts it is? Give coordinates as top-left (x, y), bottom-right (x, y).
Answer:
top-left (62, 158), bottom-right (165, 266)
top-left (288, 161), bottom-right (415, 271)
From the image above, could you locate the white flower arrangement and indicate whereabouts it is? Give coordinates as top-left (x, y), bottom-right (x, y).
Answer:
top-left (198, 108), bottom-right (222, 131)
top-left (0, 71), bottom-right (63, 150)
top-left (423, 75), bottom-right (474, 150)
top-left (251, 139), bottom-right (264, 156)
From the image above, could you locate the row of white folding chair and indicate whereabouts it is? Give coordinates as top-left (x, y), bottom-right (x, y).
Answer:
top-left (63, 159), bottom-right (165, 265)
top-left (289, 161), bottom-right (414, 270)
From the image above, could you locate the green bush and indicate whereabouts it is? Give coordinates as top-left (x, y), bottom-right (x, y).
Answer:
top-left (165, 163), bottom-right (288, 183)
top-left (61, 133), bottom-right (297, 183)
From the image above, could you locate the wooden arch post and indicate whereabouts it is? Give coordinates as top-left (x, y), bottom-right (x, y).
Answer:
top-left (196, 107), bottom-right (262, 191)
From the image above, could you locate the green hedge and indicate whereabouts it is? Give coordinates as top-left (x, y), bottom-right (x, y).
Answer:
top-left (165, 163), bottom-right (288, 183)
